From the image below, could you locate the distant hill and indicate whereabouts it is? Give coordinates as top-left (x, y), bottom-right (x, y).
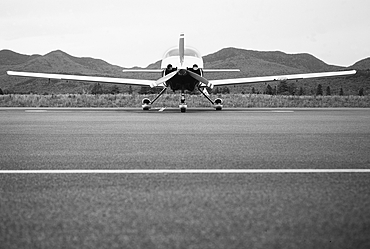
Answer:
top-left (0, 50), bottom-right (40, 65)
top-left (204, 48), bottom-right (342, 74)
top-left (1, 50), bottom-right (123, 74)
top-left (0, 50), bottom-right (132, 93)
top-left (0, 48), bottom-right (368, 94)
top-left (350, 57), bottom-right (370, 70)
top-left (147, 47), bottom-right (344, 76)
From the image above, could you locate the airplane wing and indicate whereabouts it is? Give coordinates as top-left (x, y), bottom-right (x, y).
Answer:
top-left (209, 70), bottom-right (356, 87)
top-left (7, 71), bottom-right (156, 87)
top-left (122, 69), bottom-right (241, 73)
top-left (122, 69), bottom-right (163, 73)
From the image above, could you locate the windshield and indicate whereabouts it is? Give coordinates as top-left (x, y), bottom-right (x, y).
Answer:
top-left (163, 47), bottom-right (201, 58)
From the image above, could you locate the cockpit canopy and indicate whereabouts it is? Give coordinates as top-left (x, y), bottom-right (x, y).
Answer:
top-left (161, 46), bottom-right (204, 69)
top-left (163, 47), bottom-right (201, 58)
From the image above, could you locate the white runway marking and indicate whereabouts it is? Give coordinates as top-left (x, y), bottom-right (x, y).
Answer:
top-left (24, 110), bottom-right (47, 112)
top-left (237, 110), bottom-right (295, 113)
top-left (1, 169), bottom-right (370, 174)
top-left (270, 110), bottom-right (295, 113)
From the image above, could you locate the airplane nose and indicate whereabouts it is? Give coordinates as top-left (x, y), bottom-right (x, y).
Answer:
top-left (178, 69), bottom-right (187, 76)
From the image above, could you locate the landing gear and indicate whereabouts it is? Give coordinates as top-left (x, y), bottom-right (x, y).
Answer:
top-left (197, 85), bottom-right (223, 111)
top-left (179, 93), bottom-right (187, 112)
top-left (141, 87), bottom-right (167, 111)
top-left (214, 98), bottom-right (223, 111)
top-left (142, 98), bottom-right (151, 110)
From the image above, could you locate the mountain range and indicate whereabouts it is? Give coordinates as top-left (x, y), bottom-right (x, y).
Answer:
top-left (0, 48), bottom-right (369, 94)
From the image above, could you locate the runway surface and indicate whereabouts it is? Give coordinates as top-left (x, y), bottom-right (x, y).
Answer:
top-left (1, 108), bottom-right (370, 248)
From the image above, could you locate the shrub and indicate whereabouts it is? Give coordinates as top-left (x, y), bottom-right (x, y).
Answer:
top-left (0, 93), bottom-right (370, 108)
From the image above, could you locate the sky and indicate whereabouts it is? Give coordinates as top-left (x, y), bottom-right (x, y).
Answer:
top-left (1, 0), bottom-right (369, 68)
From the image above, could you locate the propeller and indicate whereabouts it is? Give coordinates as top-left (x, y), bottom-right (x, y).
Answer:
top-left (151, 69), bottom-right (213, 88)
top-left (186, 70), bottom-right (211, 87)
top-left (151, 70), bottom-right (179, 87)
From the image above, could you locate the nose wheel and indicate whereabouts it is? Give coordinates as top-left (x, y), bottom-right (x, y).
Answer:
top-left (179, 93), bottom-right (187, 112)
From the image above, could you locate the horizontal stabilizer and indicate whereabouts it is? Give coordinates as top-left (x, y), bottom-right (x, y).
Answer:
top-left (122, 69), bottom-right (163, 73)
top-left (203, 69), bottom-right (240, 73)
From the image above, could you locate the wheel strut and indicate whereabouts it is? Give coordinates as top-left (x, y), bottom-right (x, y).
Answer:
top-left (142, 87), bottom-right (167, 110)
top-left (179, 92), bottom-right (187, 112)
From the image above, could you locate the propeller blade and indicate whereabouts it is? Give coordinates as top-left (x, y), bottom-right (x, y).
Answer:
top-left (186, 70), bottom-right (212, 88)
top-left (152, 70), bottom-right (178, 87)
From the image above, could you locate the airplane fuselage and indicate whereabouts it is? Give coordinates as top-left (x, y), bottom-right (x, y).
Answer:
top-left (164, 68), bottom-right (202, 92)
top-left (160, 35), bottom-right (205, 92)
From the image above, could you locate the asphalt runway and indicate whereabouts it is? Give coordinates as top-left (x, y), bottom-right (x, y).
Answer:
top-left (1, 108), bottom-right (370, 248)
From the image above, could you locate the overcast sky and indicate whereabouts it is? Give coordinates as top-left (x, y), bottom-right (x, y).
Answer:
top-left (1, 0), bottom-right (369, 68)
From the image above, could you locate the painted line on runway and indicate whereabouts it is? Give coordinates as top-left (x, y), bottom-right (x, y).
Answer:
top-left (236, 110), bottom-right (295, 113)
top-left (24, 110), bottom-right (47, 113)
top-left (1, 169), bottom-right (370, 174)
top-left (270, 110), bottom-right (295, 113)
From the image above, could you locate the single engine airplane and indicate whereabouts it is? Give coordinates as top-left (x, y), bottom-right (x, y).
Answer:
top-left (7, 34), bottom-right (356, 112)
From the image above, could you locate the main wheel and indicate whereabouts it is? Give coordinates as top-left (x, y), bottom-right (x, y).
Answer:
top-left (142, 98), bottom-right (151, 111)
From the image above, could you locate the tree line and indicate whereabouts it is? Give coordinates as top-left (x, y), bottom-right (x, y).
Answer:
top-left (0, 82), bottom-right (366, 96)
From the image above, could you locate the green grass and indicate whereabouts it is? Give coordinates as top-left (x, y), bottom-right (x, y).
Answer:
top-left (1, 93), bottom-right (370, 108)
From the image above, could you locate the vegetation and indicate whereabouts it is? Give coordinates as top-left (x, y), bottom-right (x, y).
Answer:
top-left (326, 86), bottom-right (331, 96)
top-left (316, 84), bottom-right (323, 96)
top-left (1, 93), bottom-right (370, 108)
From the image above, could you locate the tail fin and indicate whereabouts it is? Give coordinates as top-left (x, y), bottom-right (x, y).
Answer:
top-left (179, 33), bottom-right (185, 66)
